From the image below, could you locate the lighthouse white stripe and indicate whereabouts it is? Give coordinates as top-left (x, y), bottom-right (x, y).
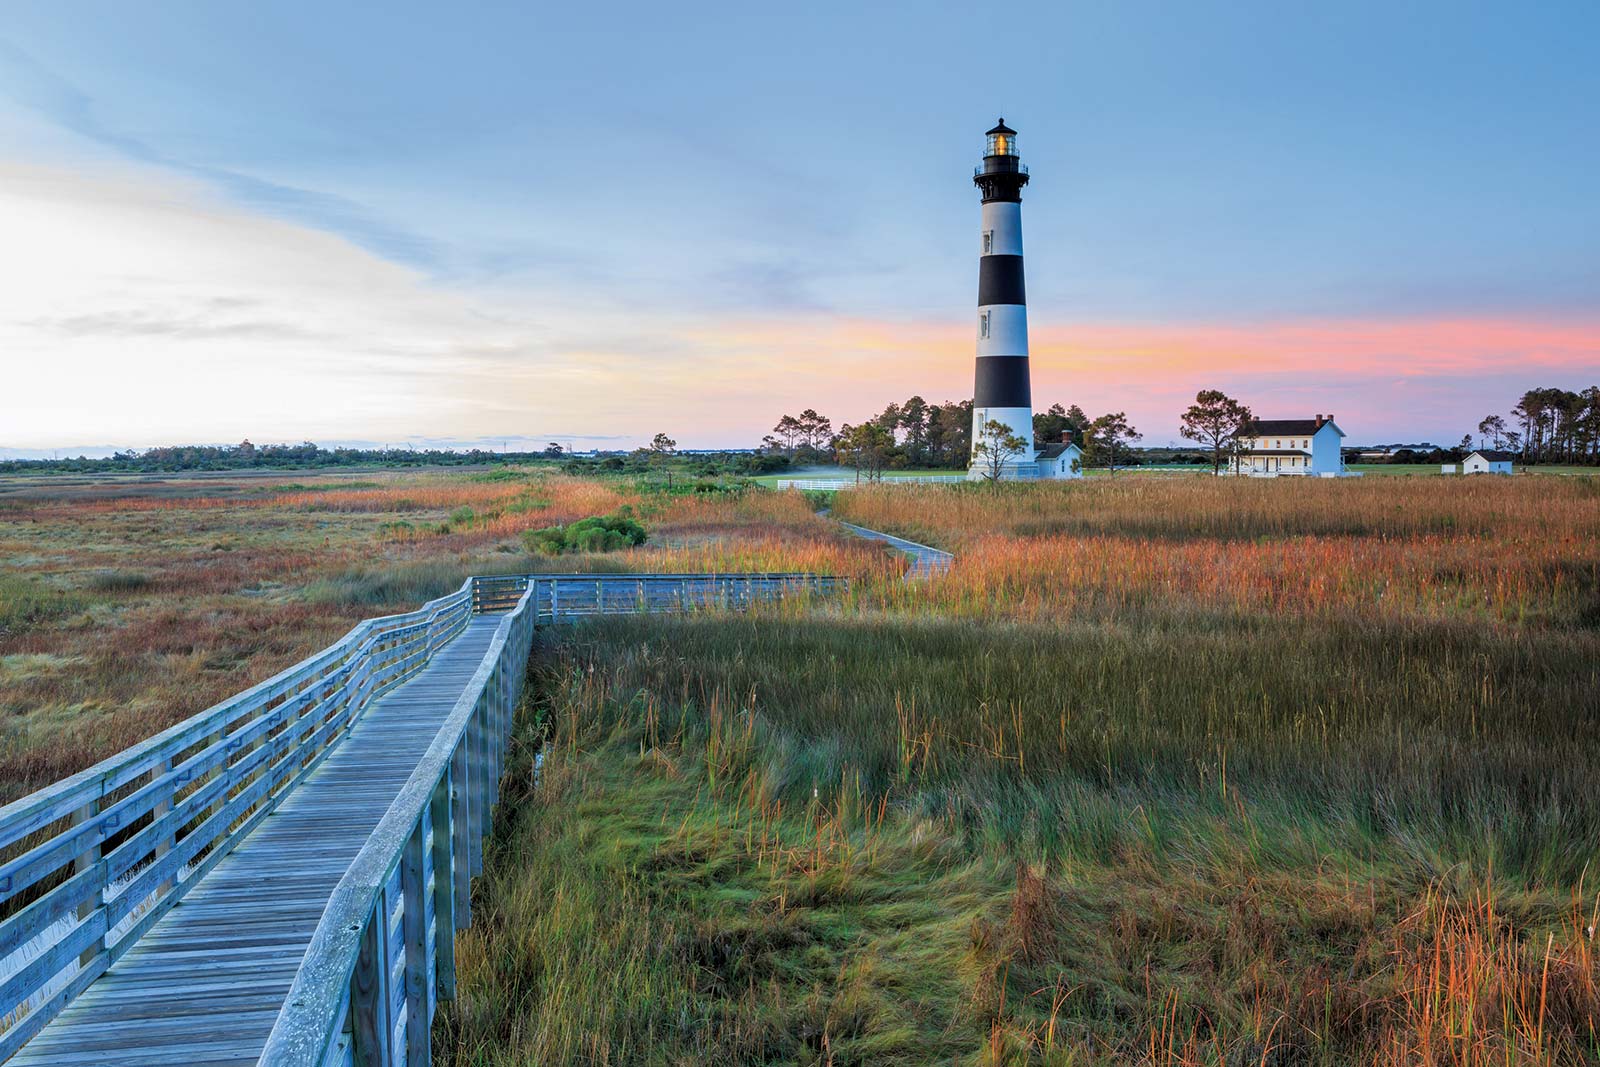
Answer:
top-left (971, 407), bottom-right (1037, 459)
top-left (980, 202), bottom-right (1023, 256)
top-left (977, 304), bottom-right (1029, 356)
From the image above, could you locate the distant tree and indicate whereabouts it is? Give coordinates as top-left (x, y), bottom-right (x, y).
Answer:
top-left (1033, 403), bottom-right (1070, 446)
top-left (772, 415), bottom-right (803, 452)
top-left (759, 434), bottom-right (782, 454)
top-left (649, 432), bottom-right (677, 454)
top-left (1178, 390), bottom-right (1253, 475)
top-left (1457, 434), bottom-right (1474, 457)
top-left (838, 422), bottom-right (894, 482)
top-left (543, 442), bottom-right (564, 458)
top-left (899, 396), bottom-right (929, 457)
top-left (1477, 414), bottom-right (1508, 450)
top-left (972, 419), bottom-right (1029, 481)
top-left (873, 402), bottom-right (903, 435)
top-left (1086, 412), bottom-right (1142, 476)
top-left (796, 409), bottom-right (833, 451)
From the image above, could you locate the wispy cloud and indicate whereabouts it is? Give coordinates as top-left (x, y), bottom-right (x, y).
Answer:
top-left (0, 38), bottom-right (445, 271)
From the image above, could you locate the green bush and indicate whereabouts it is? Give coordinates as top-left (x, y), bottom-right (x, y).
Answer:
top-left (520, 510), bottom-right (647, 556)
top-left (88, 570), bottom-right (153, 593)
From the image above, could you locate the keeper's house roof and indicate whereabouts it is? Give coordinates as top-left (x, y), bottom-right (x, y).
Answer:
top-left (1469, 450), bottom-right (1517, 462)
top-left (1243, 418), bottom-right (1343, 436)
top-left (1037, 442), bottom-right (1081, 460)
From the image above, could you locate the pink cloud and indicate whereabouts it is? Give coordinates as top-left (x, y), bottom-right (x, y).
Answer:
top-left (688, 315), bottom-right (1599, 444)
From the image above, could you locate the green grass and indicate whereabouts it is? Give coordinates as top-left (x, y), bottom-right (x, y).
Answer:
top-left (438, 605), bottom-right (1600, 1065)
top-left (0, 575), bottom-right (86, 636)
top-left (441, 475), bottom-right (1600, 1065)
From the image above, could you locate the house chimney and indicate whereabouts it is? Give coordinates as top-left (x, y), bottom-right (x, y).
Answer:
top-left (1314, 413), bottom-right (1324, 427)
top-left (1061, 431), bottom-right (1073, 444)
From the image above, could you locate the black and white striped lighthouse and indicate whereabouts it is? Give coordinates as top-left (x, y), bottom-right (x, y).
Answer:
top-left (968, 118), bottom-right (1036, 478)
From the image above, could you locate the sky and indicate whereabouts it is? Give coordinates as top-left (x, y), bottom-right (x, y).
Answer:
top-left (0, 1), bottom-right (1597, 454)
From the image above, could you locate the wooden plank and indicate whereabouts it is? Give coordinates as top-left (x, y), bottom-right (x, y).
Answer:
top-left (400, 820), bottom-right (429, 1065)
top-left (429, 771), bottom-right (456, 997)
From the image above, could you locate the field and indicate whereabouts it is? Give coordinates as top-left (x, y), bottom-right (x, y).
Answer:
top-left (0, 468), bottom-right (889, 800)
top-left (2, 470), bottom-right (1597, 1063)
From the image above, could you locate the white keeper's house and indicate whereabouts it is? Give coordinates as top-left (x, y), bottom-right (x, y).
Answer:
top-left (1035, 435), bottom-right (1085, 479)
top-left (1463, 449), bottom-right (1515, 475)
top-left (1232, 415), bottom-right (1348, 476)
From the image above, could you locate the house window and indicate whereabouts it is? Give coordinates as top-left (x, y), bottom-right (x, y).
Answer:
top-left (980, 310), bottom-right (990, 339)
top-left (983, 230), bottom-right (994, 254)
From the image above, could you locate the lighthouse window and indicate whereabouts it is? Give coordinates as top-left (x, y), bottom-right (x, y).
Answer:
top-left (980, 311), bottom-right (991, 339)
top-left (982, 230), bottom-right (993, 254)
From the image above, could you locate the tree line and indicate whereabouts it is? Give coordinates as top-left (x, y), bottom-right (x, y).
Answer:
top-left (1477, 386), bottom-right (1600, 464)
top-left (761, 398), bottom-right (1149, 476)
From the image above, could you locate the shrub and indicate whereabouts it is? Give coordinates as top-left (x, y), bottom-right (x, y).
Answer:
top-left (88, 570), bottom-right (153, 593)
top-left (521, 510), bottom-right (648, 556)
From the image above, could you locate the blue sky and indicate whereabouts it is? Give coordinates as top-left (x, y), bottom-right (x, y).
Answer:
top-left (1, 1), bottom-right (1596, 451)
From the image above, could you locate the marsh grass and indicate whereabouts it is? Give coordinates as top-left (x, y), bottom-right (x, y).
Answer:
top-left (442, 474), bottom-right (1599, 1065)
top-left (441, 618), bottom-right (1600, 1064)
top-left (0, 471), bottom-right (879, 798)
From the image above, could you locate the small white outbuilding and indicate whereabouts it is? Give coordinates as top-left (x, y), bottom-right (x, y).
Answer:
top-left (1035, 439), bottom-right (1084, 479)
top-left (1463, 450), bottom-right (1515, 475)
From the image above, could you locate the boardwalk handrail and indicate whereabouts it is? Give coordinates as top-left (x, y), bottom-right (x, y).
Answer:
top-left (258, 580), bottom-right (535, 1065)
top-left (259, 571), bottom-right (845, 1064)
top-left (0, 580), bottom-right (474, 1059)
top-left (0, 570), bottom-right (846, 1064)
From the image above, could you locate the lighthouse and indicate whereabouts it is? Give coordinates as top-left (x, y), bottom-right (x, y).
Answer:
top-left (968, 118), bottom-right (1036, 479)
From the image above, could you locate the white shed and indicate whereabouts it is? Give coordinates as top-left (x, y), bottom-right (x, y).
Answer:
top-left (1035, 439), bottom-right (1084, 479)
top-left (1463, 450), bottom-right (1515, 475)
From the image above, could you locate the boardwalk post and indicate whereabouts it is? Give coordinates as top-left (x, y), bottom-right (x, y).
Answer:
top-left (151, 756), bottom-right (175, 894)
top-left (431, 770), bottom-right (457, 997)
top-left (470, 700), bottom-right (486, 875)
top-left (349, 896), bottom-right (391, 1067)
top-left (450, 741), bottom-right (472, 930)
top-left (70, 796), bottom-right (104, 968)
top-left (401, 817), bottom-right (430, 1065)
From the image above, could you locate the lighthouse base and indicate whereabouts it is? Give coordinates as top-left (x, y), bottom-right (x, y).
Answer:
top-left (965, 454), bottom-right (1042, 482)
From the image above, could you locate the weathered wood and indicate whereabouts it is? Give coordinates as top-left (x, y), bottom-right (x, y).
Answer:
top-left (428, 773), bottom-right (456, 999)
top-left (348, 897), bottom-right (386, 1067)
top-left (399, 821), bottom-right (429, 1066)
top-left (3, 572), bottom-right (843, 1067)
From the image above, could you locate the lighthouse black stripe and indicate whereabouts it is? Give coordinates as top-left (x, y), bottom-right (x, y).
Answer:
top-left (977, 255), bottom-right (1026, 306)
top-left (973, 356), bottom-right (1032, 407)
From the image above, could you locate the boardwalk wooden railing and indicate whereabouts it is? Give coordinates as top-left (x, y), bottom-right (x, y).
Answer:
top-left (0, 582), bottom-right (474, 1061)
top-left (0, 571), bottom-right (843, 1066)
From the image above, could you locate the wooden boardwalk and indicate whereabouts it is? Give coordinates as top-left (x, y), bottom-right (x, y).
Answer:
top-left (834, 520), bottom-right (954, 578)
top-left (8, 617), bottom-right (504, 1067)
top-left (0, 573), bottom-right (844, 1066)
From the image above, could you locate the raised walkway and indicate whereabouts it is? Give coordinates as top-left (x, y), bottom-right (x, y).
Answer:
top-left (9, 618), bottom-right (503, 1067)
top-left (833, 520), bottom-right (954, 578)
top-left (0, 573), bottom-right (842, 1067)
